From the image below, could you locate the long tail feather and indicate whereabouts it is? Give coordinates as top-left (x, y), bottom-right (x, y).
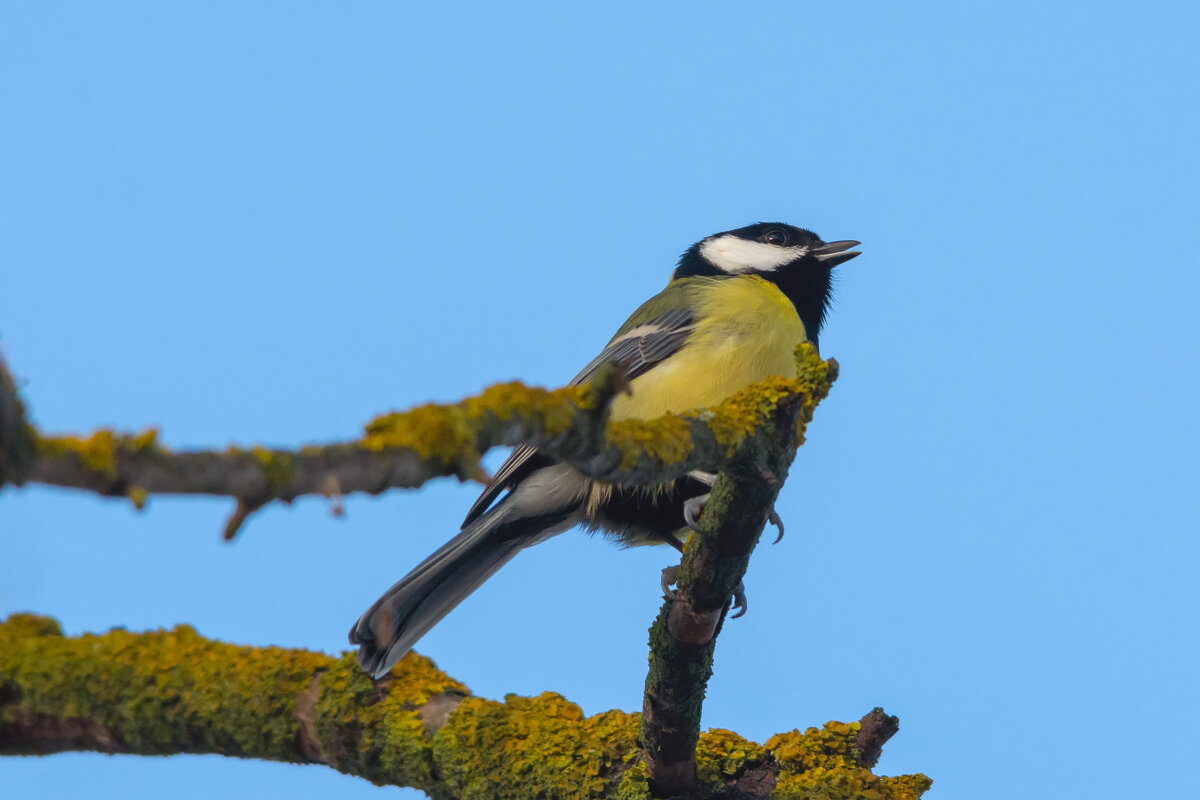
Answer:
top-left (349, 464), bottom-right (589, 677)
top-left (348, 511), bottom-right (521, 678)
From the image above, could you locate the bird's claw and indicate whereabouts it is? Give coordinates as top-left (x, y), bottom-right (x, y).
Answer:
top-left (731, 580), bottom-right (749, 619)
top-left (769, 507), bottom-right (785, 543)
top-left (690, 470), bottom-right (784, 543)
top-left (661, 565), bottom-right (680, 601)
top-left (683, 492), bottom-right (710, 534)
top-left (664, 564), bottom-right (748, 619)
top-left (681, 468), bottom-right (756, 617)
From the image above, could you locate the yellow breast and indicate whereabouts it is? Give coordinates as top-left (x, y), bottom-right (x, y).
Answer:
top-left (607, 276), bottom-right (807, 422)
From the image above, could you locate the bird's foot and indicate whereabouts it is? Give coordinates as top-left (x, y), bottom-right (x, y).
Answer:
top-left (680, 468), bottom-right (758, 615)
top-left (664, 565), bottom-right (748, 618)
top-left (661, 565), bottom-right (680, 601)
top-left (683, 492), bottom-right (710, 534)
top-left (690, 470), bottom-right (785, 543)
top-left (683, 471), bottom-right (717, 533)
top-left (756, 469), bottom-right (786, 543)
top-left (731, 580), bottom-right (749, 619)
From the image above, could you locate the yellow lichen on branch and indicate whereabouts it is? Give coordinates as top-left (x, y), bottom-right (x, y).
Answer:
top-left (704, 343), bottom-right (838, 453)
top-left (3, 361), bottom-right (628, 535)
top-left (34, 427), bottom-right (162, 481)
top-left (362, 381), bottom-right (589, 478)
top-left (768, 722), bottom-right (932, 800)
top-left (0, 614), bottom-right (929, 798)
top-left (607, 413), bottom-right (696, 471)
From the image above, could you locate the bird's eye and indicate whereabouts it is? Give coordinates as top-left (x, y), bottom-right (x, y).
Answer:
top-left (763, 230), bottom-right (787, 246)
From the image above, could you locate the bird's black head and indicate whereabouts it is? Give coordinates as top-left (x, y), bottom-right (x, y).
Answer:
top-left (674, 222), bottom-right (861, 347)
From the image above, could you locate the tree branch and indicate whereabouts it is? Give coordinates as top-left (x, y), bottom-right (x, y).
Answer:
top-left (639, 353), bottom-right (837, 796)
top-left (0, 345), bottom-right (837, 542)
top-left (0, 355), bottom-right (631, 537)
top-left (0, 614), bottom-right (931, 800)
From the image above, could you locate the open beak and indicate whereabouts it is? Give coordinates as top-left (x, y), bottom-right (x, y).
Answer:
top-left (812, 239), bottom-right (862, 267)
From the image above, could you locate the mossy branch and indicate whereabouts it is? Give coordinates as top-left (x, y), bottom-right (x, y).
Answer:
top-left (0, 614), bottom-right (931, 800)
top-left (638, 347), bottom-right (836, 796)
top-left (0, 346), bottom-right (836, 543)
top-left (0, 355), bottom-right (630, 538)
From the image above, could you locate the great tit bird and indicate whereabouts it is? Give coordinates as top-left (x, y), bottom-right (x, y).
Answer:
top-left (349, 223), bottom-right (859, 677)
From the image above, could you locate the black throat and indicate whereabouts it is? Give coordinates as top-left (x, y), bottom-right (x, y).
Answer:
top-left (766, 265), bottom-right (833, 350)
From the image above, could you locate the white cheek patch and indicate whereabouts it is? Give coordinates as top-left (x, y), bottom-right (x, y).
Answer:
top-left (699, 235), bottom-right (808, 274)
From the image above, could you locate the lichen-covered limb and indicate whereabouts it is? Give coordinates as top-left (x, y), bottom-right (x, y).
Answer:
top-left (0, 356), bottom-right (628, 523)
top-left (640, 348), bottom-right (837, 797)
top-left (0, 346), bottom-right (836, 542)
top-left (0, 614), bottom-right (930, 799)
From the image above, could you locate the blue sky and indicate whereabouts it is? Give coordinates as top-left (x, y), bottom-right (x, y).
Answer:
top-left (2, 3), bottom-right (1197, 798)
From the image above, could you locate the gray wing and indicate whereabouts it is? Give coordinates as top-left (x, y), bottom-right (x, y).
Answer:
top-left (462, 307), bottom-right (695, 525)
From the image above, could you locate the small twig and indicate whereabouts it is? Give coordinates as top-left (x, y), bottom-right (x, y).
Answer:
top-left (854, 707), bottom-right (900, 768)
top-left (222, 497), bottom-right (266, 542)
